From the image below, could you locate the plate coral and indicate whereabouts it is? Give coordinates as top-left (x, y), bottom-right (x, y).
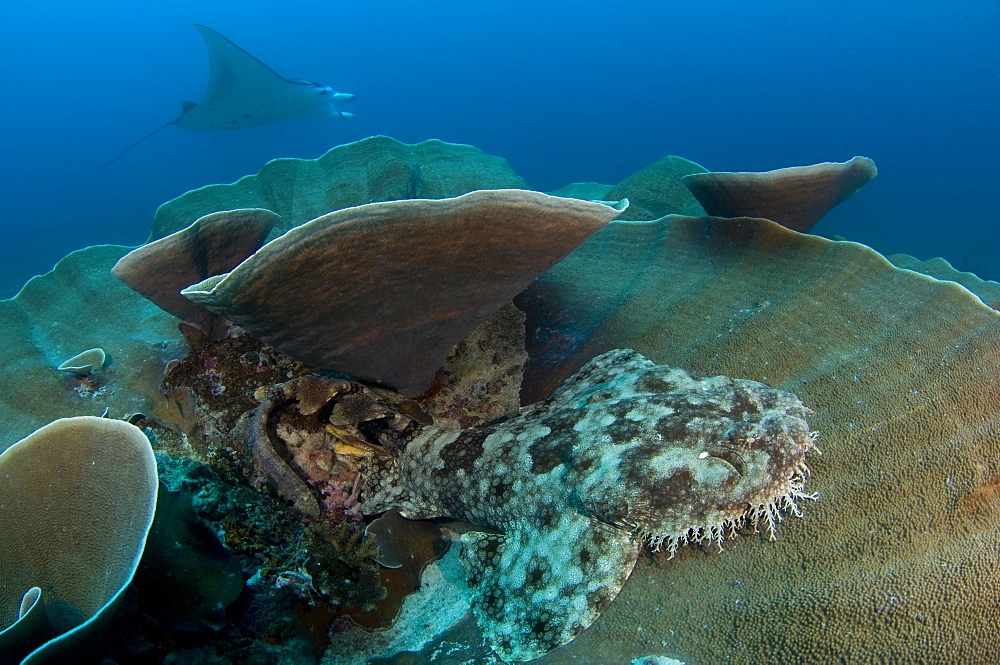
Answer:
top-left (2, 136), bottom-right (998, 664)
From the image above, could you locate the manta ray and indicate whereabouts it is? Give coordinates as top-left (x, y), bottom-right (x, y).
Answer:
top-left (102, 24), bottom-right (355, 167)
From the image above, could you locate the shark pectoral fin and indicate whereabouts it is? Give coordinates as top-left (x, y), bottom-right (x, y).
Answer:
top-left (459, 512), bottom-right (641, 662)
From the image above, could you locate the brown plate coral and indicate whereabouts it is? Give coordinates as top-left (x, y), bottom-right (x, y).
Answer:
top-left (179, 189), bottom-right (625, 395)
top-left (681, 156), bottom-right (878, 232)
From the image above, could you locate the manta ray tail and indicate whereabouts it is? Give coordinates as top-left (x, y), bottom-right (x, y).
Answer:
top-left (100, 117), bottom-right (178, 169)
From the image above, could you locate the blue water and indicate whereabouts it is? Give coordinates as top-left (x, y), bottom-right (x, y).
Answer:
top-left (0, 0), bottom-right (997, 298)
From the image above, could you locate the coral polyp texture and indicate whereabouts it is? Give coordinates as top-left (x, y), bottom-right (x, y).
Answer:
top-left (356, 348), bottom-right (816, 661)
top-left (0, 245), bottom-right (187, 450)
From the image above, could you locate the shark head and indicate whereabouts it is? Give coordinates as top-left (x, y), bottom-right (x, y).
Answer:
top-left (557, 365), bottom-right (818, 557)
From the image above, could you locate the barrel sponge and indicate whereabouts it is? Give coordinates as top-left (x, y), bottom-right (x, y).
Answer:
top-left (0, 416), bottom-right (158, 664)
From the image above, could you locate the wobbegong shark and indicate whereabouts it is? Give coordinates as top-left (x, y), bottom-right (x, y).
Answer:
top-left (353, 348), bottom-right (818, 661)
top-left (102, 24), bottom-right (355, 167)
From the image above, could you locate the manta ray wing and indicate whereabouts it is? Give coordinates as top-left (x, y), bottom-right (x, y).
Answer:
top-left (177, 24), bottom-right (352, 131)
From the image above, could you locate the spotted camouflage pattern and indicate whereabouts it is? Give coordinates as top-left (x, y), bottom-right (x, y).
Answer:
top-left (358, 348), bottom-right (817, 661)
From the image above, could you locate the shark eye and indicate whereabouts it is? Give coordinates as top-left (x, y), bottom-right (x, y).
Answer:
top-left (699, 448), bottom-right (747, 477)
top-left (319, 88), bottom-right (329, 96)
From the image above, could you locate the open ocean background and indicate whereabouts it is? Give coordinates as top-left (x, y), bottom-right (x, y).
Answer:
top-left (0, 0), bottom-right (996, 299)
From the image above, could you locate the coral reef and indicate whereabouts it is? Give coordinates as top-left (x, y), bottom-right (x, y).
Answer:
top-left (343, 509), bottom-right (450, 630)
top-left (135, 484), bottom-right (245, 633)
top-left (231, 374), bottom-right (389, 518)
top-left (112, 208), bottom-right (278, 337)
top-left (323, 544), bottom-right (475, 665)
top-left (99, 441), bottom-right (385, 664)
top-left (158, 330), bottom-right (315, 447)
top-left (602, 154), bottom-right (708, 221)
top-left (135, 301), bottom-right (540, 658)
top-left (55, 347), bottom-right (106, 374)
top-left (6, 136), bottom-right (1000, 663)
top-left (415, 302), bottom-right (527, 429)
top-left (888, 252), bottom-right (1000, 309)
